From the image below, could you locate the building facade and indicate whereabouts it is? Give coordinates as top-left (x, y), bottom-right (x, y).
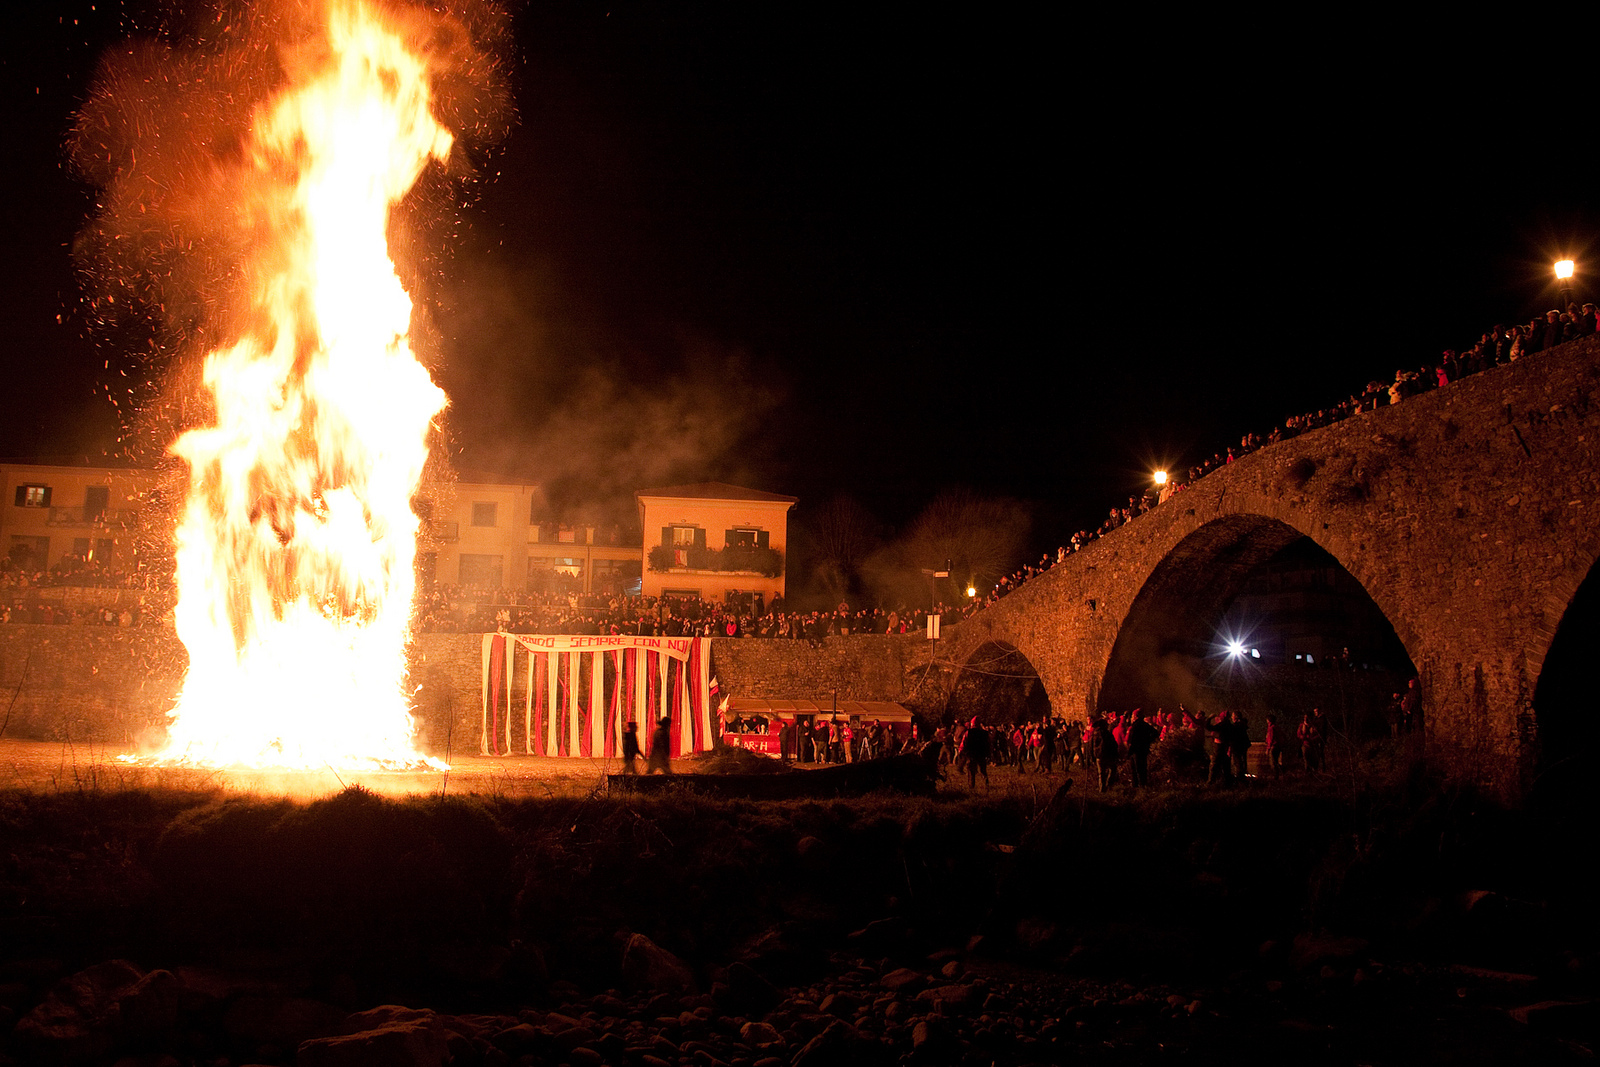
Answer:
top-left (635, 482), bottom-right (797, 606)
top-left (3, 462), bottom-right (801, 601)
top-left (418, 473), bottom-right (642, 596)
top-left (0, 461), bottom-right (157, 574)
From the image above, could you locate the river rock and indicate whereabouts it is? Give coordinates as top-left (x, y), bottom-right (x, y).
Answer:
top-left (13, 959), bottom-right (144, 1065)
top-left (621, 933), bottom-right (698, 996)
top-left (297, 1019), bottom-right (449, 1067)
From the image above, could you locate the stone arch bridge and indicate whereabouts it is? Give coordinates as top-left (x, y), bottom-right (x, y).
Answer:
top-left (940, 339), bottom-right (1600, 793)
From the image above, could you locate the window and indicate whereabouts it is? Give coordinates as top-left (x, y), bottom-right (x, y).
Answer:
top-left (7, 536), bottom-right (48, 570)
top-left (85, 486), bottom-right (109, 520)
top-left (725, 528), bottom-right (768, 548)
top-left (671, 526), bottom-right (698, 546)
top-left (471, 502), bottom-right (498, 527)
top-left (14, 484), bottom-right (50, 508)
top-left (458, 553), bottom-right (503, 587)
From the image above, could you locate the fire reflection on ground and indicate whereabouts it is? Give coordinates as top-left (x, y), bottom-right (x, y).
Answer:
top-left (3, 740), bottom-right (613, 799)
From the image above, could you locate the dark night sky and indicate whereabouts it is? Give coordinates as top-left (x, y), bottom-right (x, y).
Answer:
top-left (4, 3), bottom-right (1599, 561)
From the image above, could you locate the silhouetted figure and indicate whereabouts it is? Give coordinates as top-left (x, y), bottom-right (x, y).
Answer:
top-left (1092, 716), bottom-right (1119, 791)
top-left (1297, 710), bottom-right (1324, 772)
top-left (1126, 709), bottom-right (1159, 788)
top-left (648, 716), bottom-right (673, 774)
top-left (622, 721), bottom-right (641, 774)
top-left (960, 717), bottom-right (990, 789)
top-left (1265, 713), bottom-right (1287, 776)
top-left (1206, 711), bottom-right (1237, 785)
top-left (1229, 710), bottom-right (1251, 780)
top-left (1400, 679), bottom-right (1421, 735)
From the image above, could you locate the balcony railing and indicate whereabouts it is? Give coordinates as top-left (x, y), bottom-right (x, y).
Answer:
top-left (45, 508), bottom-right (139, 528)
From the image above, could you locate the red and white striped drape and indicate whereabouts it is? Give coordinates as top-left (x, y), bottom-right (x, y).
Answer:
top-left (480, 634), bottom-right (714, 758)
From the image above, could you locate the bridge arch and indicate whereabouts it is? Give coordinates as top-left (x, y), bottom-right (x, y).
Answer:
top-left (936, 340), bottom-right (1600, 794)
top-left (945, 641), bottom-right (1051, 727)
top-left (1531, 554), bottom-right (1600, 803)
top-left (1098, 515), bottom-right (1417, 730)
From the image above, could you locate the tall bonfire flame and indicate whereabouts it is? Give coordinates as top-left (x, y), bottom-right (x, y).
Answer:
top-left (150, 1), bottom-right (452, 769)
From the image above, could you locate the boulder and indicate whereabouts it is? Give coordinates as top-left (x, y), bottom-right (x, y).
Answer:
top-left (13, 959), bottom-right (143, 1065)
top-left (880, 968), bottom-right (927, 995)
top-left (336, 1005), bottom-right (441, 1037)
top-left (911, 1016), bottom-right (955, 1059)
top-left (715, 961), bottom-right (781, 1016)
top-left (297, 1020), bottom-right (449, 1067)
top-left (739, 1021), bottom-right (783, 1047)
top-left (621, 933), bottom-right (698, 996)
top-left (914, 983), bottom-right (976, 1013)
top-left (819, 991), bottom-right (859, 1017)
top-left (116, 969), bottom-right (180, 1046)
top-left (846, 917), bottom-right (910, 955)
top-left (791, 1019), bottom-right (877, 1067)
top-left (489, 1022), bottom-right (551, 1058)
top-left (1290, 933), bottom-right (1369, 972)
top-left (222, 995), bottom-right (345, 1046)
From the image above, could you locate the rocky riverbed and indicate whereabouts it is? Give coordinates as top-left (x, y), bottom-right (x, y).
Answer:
top-left (1, 768), bottom-right (1595, 1065)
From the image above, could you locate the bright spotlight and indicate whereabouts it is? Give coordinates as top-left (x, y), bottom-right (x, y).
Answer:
top-left (1153, 470), bottom-right (1169, 486)
top-left (1556, 259), bottom-right (1576, 280)
top-left (1226, 640), bottom-right (1244, 657)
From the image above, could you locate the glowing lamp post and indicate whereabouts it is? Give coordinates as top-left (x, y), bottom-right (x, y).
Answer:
top-left (1153, 469), bottom-right (1171, 505)
top-left (1556, 259), bottom-right (1576, 308)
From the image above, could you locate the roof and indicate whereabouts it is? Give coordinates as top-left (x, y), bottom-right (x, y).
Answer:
top-left (451, 469), bottom-right (542, 489)
top-left (727, 697), bottom-right (910, 720)
top-left (636, 481), bottom-right (798, 505)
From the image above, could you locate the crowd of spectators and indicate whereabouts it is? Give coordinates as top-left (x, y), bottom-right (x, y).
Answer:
top-left (1, 556), bottom-right (162, 627)
top-left (928, 695), bottom-right (1420, 791)
top-left (416, 585), bottom-right (958, 641)
top-left (8, 304), bottom-right (1594, 631)
top-left (1, 554), bottom-right (159, 591)
top-left (957, 302), bottom-right (1600, 618)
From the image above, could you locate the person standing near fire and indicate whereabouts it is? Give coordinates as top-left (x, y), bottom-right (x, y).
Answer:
top-left (648, 716), bottom-right (673, 774)
top-left (622, 721), bottom-right (641, 774)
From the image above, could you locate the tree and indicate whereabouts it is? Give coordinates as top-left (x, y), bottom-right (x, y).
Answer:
top-left (864, 488), bottom-right (1032, 607)
top-left (801, 495), bottom-right (882, 600)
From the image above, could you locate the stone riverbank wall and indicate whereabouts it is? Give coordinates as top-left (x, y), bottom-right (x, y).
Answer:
top-left (0, 626), bottom-right (929, 755)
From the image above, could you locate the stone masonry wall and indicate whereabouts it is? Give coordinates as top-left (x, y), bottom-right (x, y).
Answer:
top-left (0, 628), bottom-right (924, 756)
top-left (6, 339), bottom-right (1597, 792)
top-left (943, 337), bottom-right (1600, 795)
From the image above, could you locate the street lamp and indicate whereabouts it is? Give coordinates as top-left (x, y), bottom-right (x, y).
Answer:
top-left (1556, 259), bottom-right (1576, 308)
top-left (1152, 468), bottom-right (1171, 506)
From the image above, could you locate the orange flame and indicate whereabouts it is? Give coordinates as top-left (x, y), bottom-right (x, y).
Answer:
top-left (147, 1), bottom-right (451, 769)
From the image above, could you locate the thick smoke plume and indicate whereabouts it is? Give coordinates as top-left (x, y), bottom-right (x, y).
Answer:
top-left (434, 257), bottom-right (784, 526)
top-left (69, 0), bottom-right (512, 470)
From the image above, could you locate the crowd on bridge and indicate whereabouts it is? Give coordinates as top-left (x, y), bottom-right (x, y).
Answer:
top-left (7, 303), bottom-right (1589, 634)
top-left (959, 303), bottom-right (1600, 617)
